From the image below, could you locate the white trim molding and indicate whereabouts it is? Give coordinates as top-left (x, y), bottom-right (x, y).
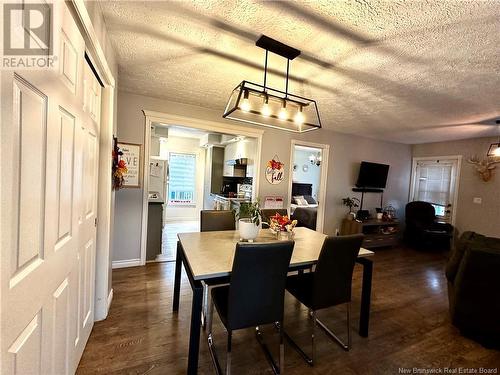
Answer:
top-left (287, 139), bottom-right (330, 233)
top-left (112, 258), bottom-right (142, 269)
top-left (107, 289), bottom-right (114, 311)
top-left (141, 110), bottom-right (264, 266)
top-left (68, 0), bottom-right (117, 322)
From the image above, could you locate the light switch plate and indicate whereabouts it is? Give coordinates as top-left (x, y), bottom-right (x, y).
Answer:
top-left (473, 197), bottom-right (482, 204)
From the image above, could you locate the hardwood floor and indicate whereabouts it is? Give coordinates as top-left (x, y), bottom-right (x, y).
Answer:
top-left (77, 247), bottom-right (500, 374)
top-left (159, 220), bottom-right (199, 261)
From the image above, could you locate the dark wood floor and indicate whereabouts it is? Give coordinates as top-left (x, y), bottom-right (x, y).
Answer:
top-left (77, 247), bottom-right (500, 374)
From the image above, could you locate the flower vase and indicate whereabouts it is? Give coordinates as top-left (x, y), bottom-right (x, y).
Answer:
top-left (239, 219), bottom-right (260, 242)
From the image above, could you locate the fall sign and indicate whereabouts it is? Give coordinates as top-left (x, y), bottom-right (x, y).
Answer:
top-left (265, 157), bottom-right (285, 185)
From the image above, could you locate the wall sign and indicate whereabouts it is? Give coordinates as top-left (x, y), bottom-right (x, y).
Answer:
top-left (265, 155), bottom-right (285, 185)
top-left (118, 142), bottom-right (142, 188)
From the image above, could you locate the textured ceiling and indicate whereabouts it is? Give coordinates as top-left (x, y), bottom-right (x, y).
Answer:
top-left (99, 0), bottom-right (500, 144)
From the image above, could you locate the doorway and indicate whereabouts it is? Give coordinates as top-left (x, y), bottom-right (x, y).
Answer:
top-left (142, 112), bottom-right (264, 264)
top-left (409, 156), bottom-right (462, 224)
top-left (287, 140), bottom-right (329, 233)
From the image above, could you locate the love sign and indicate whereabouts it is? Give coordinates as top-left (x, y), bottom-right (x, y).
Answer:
top-left (265, 156), bottom-right (285, 185)
top-left (118, 142), bottom-right (142, 188)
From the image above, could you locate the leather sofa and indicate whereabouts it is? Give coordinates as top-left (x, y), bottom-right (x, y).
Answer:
top-left (445, 231), bottom-right (500, 348)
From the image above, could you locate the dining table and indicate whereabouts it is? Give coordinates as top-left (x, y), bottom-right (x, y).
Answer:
top-left (172, 227), bottom-right (374, 374)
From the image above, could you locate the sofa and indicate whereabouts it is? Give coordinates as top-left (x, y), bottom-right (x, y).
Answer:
top-left (445, 231), bottom-right (500, 347)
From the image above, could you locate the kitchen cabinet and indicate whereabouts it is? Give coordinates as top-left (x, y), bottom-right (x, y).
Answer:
top-left (223, 139), bottom-right (256, 177)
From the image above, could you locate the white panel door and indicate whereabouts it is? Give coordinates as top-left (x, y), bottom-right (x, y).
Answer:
top-left (1, 2), bottom-right (100, 374)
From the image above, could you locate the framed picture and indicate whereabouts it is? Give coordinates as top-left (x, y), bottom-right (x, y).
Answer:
top-left (118, 142), bottom-right (142, 188)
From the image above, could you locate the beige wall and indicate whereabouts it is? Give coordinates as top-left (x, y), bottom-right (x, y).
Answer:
top-left (413, 137), bottom-right (500, 238)
top-left (113, 91), bottom-right (412, 262)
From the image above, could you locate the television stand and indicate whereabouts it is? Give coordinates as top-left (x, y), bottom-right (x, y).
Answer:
top-left (341, 218), bottom-right (399, 249)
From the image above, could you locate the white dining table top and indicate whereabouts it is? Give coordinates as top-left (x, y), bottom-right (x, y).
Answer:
top-left (178, 227), bottom-right (374, 280)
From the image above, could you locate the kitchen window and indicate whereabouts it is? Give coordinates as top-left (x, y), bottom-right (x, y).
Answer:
top-left (168, 152), bottom-right (196, 205)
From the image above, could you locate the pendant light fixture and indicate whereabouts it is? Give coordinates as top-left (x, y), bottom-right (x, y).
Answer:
top-left (223, 35), bottom-right (322, 133)
top-left (487, 120), bottom-right (500, 157)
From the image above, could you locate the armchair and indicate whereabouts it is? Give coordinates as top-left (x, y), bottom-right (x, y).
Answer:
top-left (404, 201), bottom-right (453, 250)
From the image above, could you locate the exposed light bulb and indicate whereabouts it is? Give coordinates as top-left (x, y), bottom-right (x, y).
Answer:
top-left (261, 95), bottom-right (271, 117)
top-left (278, 100), bottom-right (287, 120)
top-left (241, 90), bottom-right (250, 112)
top-left (294, 106), bottom-right (305, 125)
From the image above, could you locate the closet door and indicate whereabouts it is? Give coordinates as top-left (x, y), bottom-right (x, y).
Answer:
top-left (1, 2), bottom-right (100, 374)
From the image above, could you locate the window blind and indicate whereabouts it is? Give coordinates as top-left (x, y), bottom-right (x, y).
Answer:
top-left (168, 152), bottom-right (196, 205)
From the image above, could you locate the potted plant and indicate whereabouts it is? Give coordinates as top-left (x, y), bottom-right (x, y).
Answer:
top-left (342, 197), bottom-right (360, 220)
top-left (236, 201), bottom-right (261, 242)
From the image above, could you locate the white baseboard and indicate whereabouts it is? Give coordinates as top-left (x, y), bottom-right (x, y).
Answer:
top-left (107, 288), bottom-right (114, 311)
top-left (112, 258), bottom-right (141, 269)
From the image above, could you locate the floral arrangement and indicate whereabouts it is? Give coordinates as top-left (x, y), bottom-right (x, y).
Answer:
top-left (269, 213), bottom-right (297, 233)
top-left (112, 137), bottom-right (128, 190)
top-left (267, 157), bottom-right (284, 171)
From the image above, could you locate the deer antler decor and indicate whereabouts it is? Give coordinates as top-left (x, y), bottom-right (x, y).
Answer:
top-left (467, 155), bottom-right (500, 182)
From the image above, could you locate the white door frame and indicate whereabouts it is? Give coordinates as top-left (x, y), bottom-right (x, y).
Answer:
top-left (141, 110), bottom-right (264, 265)
top-left (287, 139), bottom-right (330, 233)
top-left (69, 0), bottom-right (117, 321)
top-left (409, 155), bottom-right (462, 225)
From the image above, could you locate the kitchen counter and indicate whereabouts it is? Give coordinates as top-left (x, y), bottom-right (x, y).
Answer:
top-left (211, 193), bottom-right (251, 211)
top-left (210, 193), bottom-right (250, 202)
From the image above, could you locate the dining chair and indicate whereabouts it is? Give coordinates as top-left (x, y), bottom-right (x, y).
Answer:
top-left (208, 241), bottom-right (294, 375)
top-left (201, 210), bottom-right (236, 232)
top-left (284, 234), bottom-right (364, 365)
top-left (200, 210), bottom-right (236, 329)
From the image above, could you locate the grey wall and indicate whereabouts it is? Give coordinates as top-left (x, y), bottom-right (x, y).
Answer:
top-left (113, 91), bottom-right (413, 262)
top-left (413, 137), bottom-right (500, 237)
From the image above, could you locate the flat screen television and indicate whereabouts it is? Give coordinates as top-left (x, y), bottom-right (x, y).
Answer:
top-left (356, 161), bottom-right (389, 189)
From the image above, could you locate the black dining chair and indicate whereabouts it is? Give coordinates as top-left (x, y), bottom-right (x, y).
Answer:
top-left (200, 210), bottom-right (236, 329)
top-left (201, 210), bottom-right (236, 232)
top-left (284, 234), bottom-right (364, 365)
top-left (208, 241), bottom-right (294, 375)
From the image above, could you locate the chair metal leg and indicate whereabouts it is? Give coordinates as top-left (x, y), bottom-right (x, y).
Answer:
top-left (278, 320), bottom-right (314, 366)
top-left (256, 325), bottom-right (282, 374)
top-left (207, 297), bottom-right (222, 375)
top-left (208, 332), bottom-right (223, 375)
top-left (279, 323), bottom-right (285, 375)
top-left (201, 282), bottom-right (207, 329)
top-left (226, 331), bottom-right (232, 375)
top-left (315, 302), bottom-right (351, 351)
top-left (311, 311), bottom-right (316, 365)
top-left (207, 293), bottom-right (214, 335)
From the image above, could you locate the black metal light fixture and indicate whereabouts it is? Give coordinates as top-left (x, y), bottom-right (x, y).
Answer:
top-left (223, 35), bottom-right (322, 133)
top-left (487, 141), bottom-right (500, 157)
top-left (487, 120), bottom-right (500, 157)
